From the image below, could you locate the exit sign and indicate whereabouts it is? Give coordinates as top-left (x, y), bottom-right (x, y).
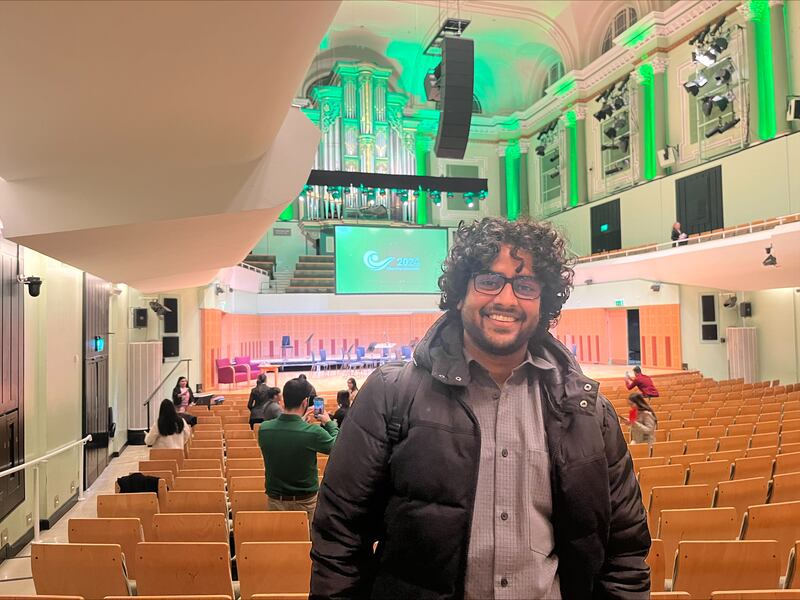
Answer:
top-left (600, 223), bottom-right (609, 232)
top-left (614, 299), bottom-right (625, 307)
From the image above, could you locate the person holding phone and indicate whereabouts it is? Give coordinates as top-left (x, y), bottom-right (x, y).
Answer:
top-left (258, 377), bottom-right (338, 523)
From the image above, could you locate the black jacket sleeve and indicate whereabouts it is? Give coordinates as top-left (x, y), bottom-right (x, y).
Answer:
top-left (597, 394), bottom-right (651, 598)
top-left (310, 367), bottom-right (395, 599)
top-left (247, 388), bottom-right (257, 411)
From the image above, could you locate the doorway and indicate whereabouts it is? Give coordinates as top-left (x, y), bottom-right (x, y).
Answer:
top-left (627, 309), bottom-right (641, 364)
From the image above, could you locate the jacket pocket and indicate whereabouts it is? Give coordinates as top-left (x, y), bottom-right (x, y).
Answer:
top-left (526, 449), bottom-right (555, 555)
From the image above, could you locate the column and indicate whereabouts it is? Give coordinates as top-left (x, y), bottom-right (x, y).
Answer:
top-left (357, 67), bottom-right (375, 172)
top-left (504, 139), bottom-right (521, 221)
top-left (637, 64), bottom-right (658, 181)
top-left (415, 135), bottom-right (433, 225)
top-left (373, 72), bottom-right (390, 173)
top-left (564, 108), bottom-right (588, 206)
top-left (337, 64), bottom-right (360, 172)
top-left (518, 140), bottom-right (530, 217)
top-left (787, 0), bottom-right (800, 128)
top-left (768, 0), bottom-right (790, 135)
top-left (738, 0), bottom-right (779, 141)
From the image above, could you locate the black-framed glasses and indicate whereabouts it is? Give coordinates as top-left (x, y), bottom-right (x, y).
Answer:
top-left (472, 271), bottom-right (543, 300)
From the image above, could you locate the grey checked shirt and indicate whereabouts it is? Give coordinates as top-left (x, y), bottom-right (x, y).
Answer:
top-left (463, 351), bottom-right (561, 600)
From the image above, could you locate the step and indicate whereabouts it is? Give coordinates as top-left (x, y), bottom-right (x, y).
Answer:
top-left (291, 269), bottom-right (332, 277)
top-left (298, 255), bottom-right (334, 263)
top-left (295, 264), bottom-right (334, 272)
top-left (290, 278), bottom-right (335, 286)
top-left (286, 286), bottom-right (334, 294)
top-left (246, 254), bottom-right (276, 263)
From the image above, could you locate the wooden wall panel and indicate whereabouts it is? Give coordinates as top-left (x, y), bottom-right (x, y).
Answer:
top-left (606, 309), bottom-right (629, 365)
top-left (552, 308), bottom-right (607, 364)
top-left (200, 310), bottom-right (441, 389)
top-left (639, 304), bottom-right (682, 369)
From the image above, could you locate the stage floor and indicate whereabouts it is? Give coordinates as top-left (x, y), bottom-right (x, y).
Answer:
top-left (209, 363), bottom-right (684, 396)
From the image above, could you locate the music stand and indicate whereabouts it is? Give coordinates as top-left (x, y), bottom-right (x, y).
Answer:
top-left (281, 335), bottom-right (293, 360)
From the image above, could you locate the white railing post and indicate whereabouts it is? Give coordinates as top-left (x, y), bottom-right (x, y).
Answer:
top-left (32, 464), bottom-right (40, 543)
top-left (77, 445), bottom-right (86, 501)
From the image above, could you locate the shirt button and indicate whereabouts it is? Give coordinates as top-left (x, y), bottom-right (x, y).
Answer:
top-left (501, 448), bottom-right (508, 457)
top-left (500, 511), bottom-right (508, 521)
top-left (492, 391), bottom-right (500, 400)
top-left (500, 577), bottom-right (509, 587)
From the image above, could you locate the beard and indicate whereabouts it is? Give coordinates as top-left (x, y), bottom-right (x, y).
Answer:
top-left (461, 306), bottom-right (543, 357)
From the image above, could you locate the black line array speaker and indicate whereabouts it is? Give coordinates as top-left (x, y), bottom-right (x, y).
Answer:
top-left (434, 37), bottom-right (474, 160)
top-left (740, 302), bottom-right (752, 317)
top-left (163, 297), bottom-right (178, 334)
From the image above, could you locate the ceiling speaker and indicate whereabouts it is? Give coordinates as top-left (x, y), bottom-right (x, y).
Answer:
top-left (434, 37), bottom-right (474, 159)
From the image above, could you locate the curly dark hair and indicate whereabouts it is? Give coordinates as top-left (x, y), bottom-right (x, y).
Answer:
top-left (438, 217), bottom-right (574, 330)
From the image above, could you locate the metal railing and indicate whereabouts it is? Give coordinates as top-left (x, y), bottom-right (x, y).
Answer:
top-left (577, 213), bottom-right (800, 264)
top-left (237, 262), bottom-right (271, 277)
top-left (142, 358), bottom-right (191, 429)
top-left (0, 434), bottom-right (93, 542)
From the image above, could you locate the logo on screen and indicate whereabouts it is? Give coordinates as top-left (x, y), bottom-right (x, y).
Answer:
top-left (363, 251), bottom-right (420, 272)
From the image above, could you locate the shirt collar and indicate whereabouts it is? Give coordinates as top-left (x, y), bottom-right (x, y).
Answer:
top-left (464, 347), bottom-right (551, 379)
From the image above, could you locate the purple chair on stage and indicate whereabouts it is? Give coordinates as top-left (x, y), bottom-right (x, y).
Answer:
top-left (234, 356), bottom-right (260, 380)
top-left (216, 358), bottom-right (250, 388)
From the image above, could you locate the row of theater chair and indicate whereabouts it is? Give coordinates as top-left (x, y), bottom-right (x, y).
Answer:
top-left (633, 450), bottom-right (800, 474)
top-left (31, 540), bottom-right (310, 599)
top-left (646, 539), bottom-right (800, 598)
top-left (615, 398), bottom-right (800, 418)
top-left (645, 502), bottom-right (800, 590)
top-left (628, 436), bottom-right (800, 459)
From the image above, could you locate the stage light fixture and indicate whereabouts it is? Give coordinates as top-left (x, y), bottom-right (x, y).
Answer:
top-left (702, 96), bottom-right (715, 117)
top-left (695, 49), bottom-right (717, 67)
top-left (715, 68), bottom-right (732, 85)
top-left (549, 154), bottom-right (559, 163)
top-left (683, 74), bottom-right (708, 96)
top-left (549, 171), bottom-right (560, 179)
top-left (763, 245), bottom-right (777, 267)
top-left (535, 145), bottom-right (546, 156)
top-left (618, 134), bottom-right (630, 153)
top-left (710, 36), bottom-right (728, 54)
top-left (593, 110), bottom-right (605, 122)
top-left (712, 94), bottom-right (729, 112)
top-left (604, 126), bottom-right (617, 140)
top-left (705, 115), bottom-right (740, 138)
top-left (601, 144), bottom-right (619, 151)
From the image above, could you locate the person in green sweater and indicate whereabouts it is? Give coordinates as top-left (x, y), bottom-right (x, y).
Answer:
top-left (258, 376), bottom-right (338, 523)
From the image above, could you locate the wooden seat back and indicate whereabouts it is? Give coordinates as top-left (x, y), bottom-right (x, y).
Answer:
top-left (152, 513), bottom-right (229, 542)
top-left (67, 518), bottom-right (144, 578)
top-left (686, 459), bottom-right (730, 486)
top-left (96, 493), bottom-right (159, 540)
top-left (732, 455), bottom-right (774, 480)
top-left (148, 448), bottom-right (184, 468)
top-left (227, 458), bottom-right (264, 471)
top-left (164, 490), bottom-right (227, 514)
top-left (672, 540), bottom-right (780, 599)
top-left (238, 542), bottom-right (312, 599)
top-left (648, 485), bottom-right (711, 536)
top-left (173, 477), bottom-right (226, 492)
top-left (639, 465), bottom-right (686, 507)
top-left (229, 477), bottom-right (265, 493)
top-left (227, 447), bottom-right (262, 459)
top-left (713, 477), bottom-right (769, 523)
top-left (230, 490), bottom-right (269, 519)
top-left (234, 511), bottom-right (309, 557)
top-left (31, 543), bottom-right (129, 600)
top-left (646, 538), bottom-right (665, 592)
top-left (741, 500), bottom-right (800, 572)
top-left (138, 460), bottom-right (178, 477)
top-left (659, 507), bottom-right (739, 580)
top-left (135, 542), bottom-right (234, 598)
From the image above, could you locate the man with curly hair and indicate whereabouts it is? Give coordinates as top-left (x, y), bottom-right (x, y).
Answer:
top-left (311, 217), bottom-right (650, 599)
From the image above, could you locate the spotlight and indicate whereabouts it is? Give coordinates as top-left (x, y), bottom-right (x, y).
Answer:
top-left (604, 126), bottom-right (617, 140)
top-left (535, 145), bottom-right (546, 156)
top-left (711, 37), bottom-right (728, 54)
top-left (613, 96), bottom-right (625, 110)
top-left (593, 110), bottom-right (605, 122)
top-left (601, 144), bottom-right (619, 151)
top-left (705, 116), bottom-right (740, 138)
top-left (549, 171), bottom-right (560, 179)
top-left (618, 134), bottom-right (630, 153)
top-left (723, 295), bottom-right (737, 308)
top-left (19, 276), bottom-right (43, 297)
top-left (548, 153), bottom-right (559, 163)
top-left (712, 94), bottom-right (729, 112)
top-left (702, 96), bottom-right (715, 117)
top-left (763, 245), bottom-right (777, 267)
top-left (695, 49), bottom-right (717, 67)
top-left (715, 67), bottom-right (732, 85)
top-left (683, 74), bottom-right (708, 96)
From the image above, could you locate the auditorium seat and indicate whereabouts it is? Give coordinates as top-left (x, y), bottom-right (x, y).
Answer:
top-left (186, 439), bottom-right (224, 449)
top-left (745, 445), bottom-right (779, 459)
top-left (135, 542), bottom-right (234, 598)
top-left (686, 438), bottom-right (719, 454)
top-left (164, 491), bottom-right (227, 514)
top-left (67, 518), bottom-right (143, 578)
top-left (187, 448), bottom-right (225, 462)
top-left (700, 425), bottom-right (727, 439)
top-left (138, 460), bottom-right (179, 477)
top-left (230, 476), bottom-right (266, 493)
top-left (197, 416), bottom-right (223, 425)
top-left (226, 439), bottom-right (259, 448)
top-left (31, 543), bottom-right (130, 600)
top-left (770, 472), bottom-right (800, 503)
top-left (238, 542), bottom-right (312, 599)
top-left (710, 592), bottom-right (800, 599)
top-left (183, 458), bottom-right (223, 471)
top-left (227, 468), bottom-right (265, 487)
top-left (152, 513), bottom-right (229, 543)
top-left (719, 435), bottom-right (749, 452)
top-left (137, 470), bottom-right (175, 489)
top-left (233, 511), bottom-right (309, 558)
top-left (639, 465), bottom-right (687, 505)
top-left (669, 453), bottom-right (706, 469)
top-left (754, 421), bottom-right (780, 435)
top-left (782, 442), bottom-right (800, 454)
top-left (182, 469), bottom-right (224, 478)
top-left (783, 430), bottom-right (800, 445)
top-left (709, 449), bottom-right (747, 463)
top-left (193, 431), bottom-right (224, 441)
top-left (687, 459), bottom-right (731, 486)
top-left (646, 538), bottom-right (665, 592)
top-left (787, 541), bottom-right (800, 589)
top-left (225, 430), bottom-right (256, 440)
top-left (713, 477), bottom-right (769, 522)
top-left (230, 490), bottom-right (269, 518)
top-left (148, 448), bottom-right (185, 468)
top-left (173, 477), bottom-right (226, 492)
top-left (628, 444), bottom-right (650, 459)
top-left (107, 596), bottom-right (231, 600)
top-left (652, 441), bottom-right (686, 458)
top-left (227, 447), bottom-right (263, 460)
top-left (97, 493), bottom-right (159, 540)
top-left (227, 458), bottom-right (264, 471)
top-left (774, 451), bottom-right (800, 475)
top-left (670, 428), bottom-right (699, 442)
top-left (751, 433), bottom-right (780, 448)
top-left (671, 540), bottom-right (780, 599)
top-left (659, 507), bottom-right (739, 581)
top-left (651, 594), bottom-right (691, 599)
top-left (732, 456), bottom-right (774, 480)
top-left (740, 500), bottom-right (800, 572)
top-left (648, 485), bottom-right (712, 535)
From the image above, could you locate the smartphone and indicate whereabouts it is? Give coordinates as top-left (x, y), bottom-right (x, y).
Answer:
top-left (625, 371), bottom-right (631, 378)
top-left (313, 397), bottom-right (325, 417)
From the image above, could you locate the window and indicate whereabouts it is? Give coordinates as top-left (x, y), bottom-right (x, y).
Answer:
top-left (700, 294), bottom-right (719, 341)
top-left (542, 61), bottom-right (565, 97)
top-left (601, 7), bottom-right (638, 54)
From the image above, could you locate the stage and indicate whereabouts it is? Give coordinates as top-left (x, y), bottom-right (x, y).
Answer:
top-left (208, 363), bottom-right (685, 396)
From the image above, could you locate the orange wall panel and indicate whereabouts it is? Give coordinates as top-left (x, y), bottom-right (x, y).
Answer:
top-left (639, 304), bottom-right (682, 370)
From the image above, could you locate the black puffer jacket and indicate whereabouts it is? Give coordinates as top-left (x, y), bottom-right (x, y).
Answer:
top-left (311, 314), bottom-right (650, 599)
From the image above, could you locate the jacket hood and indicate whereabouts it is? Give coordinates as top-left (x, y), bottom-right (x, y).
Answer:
top-left (413, 312), bottom-right (598, 408)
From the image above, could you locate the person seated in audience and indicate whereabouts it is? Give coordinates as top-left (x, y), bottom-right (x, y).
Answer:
top-left (346, 377), bottom-right (359, 402)
top-left (145, 399), bottom-right (192, 449)
top-left (258, 377), bottom-right (338, 523)
top-left (248, 374), bottom-right (283, 429)
top-left (624, 365), bottom-right (660, 397)
top-left (619, 393), bottom-right (658, 445)
top-left (171, 376), bottom-right (195, 413)
top-left (671, 221), bottom-right (688, 247)
top-left (333, 390), bottom-right (350, 428)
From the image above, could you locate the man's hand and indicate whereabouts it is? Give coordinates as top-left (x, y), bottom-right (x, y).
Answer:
top-left (316, 410), bottom-right (331, 425)
top-left (303, 407), bottom-right (315, 423)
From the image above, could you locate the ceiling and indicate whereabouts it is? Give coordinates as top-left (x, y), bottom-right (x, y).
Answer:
top-left (574, 222), bottom-right (800, 292)
top-left (314, 0), bottom-right (674, 116)
top-left (0, 0), bottom-right (339, 292)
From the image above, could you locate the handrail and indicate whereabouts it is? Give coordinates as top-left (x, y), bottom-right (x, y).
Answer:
top-left (238, 262), bottom-right (271, 277)
top-left (0, 434), bottom-right (93, 543)
top-left (142, 358), bottom-right (191, 408)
